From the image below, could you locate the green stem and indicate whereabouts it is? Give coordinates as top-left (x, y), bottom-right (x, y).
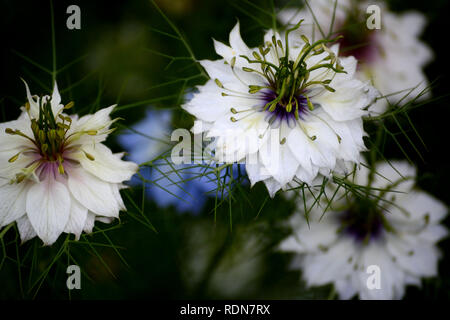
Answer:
top-left (50, 0), bottom-right (57, 85)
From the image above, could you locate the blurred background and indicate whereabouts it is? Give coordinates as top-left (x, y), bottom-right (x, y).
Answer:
top-left (0, 0), bottom-right (449, 299)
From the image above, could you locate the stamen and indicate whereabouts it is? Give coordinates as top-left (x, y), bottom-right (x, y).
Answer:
top-left (230, 56), bottom-right (236, 68)
top-left (297, 119), bottom-right (317, 141)
top-left (5, 128), bottom-right (37, 145)
top-left (222, 92), bottom-right (264, 100)
top-left (306, 96), bottom-right (314, 111)
top-left (214, 79), bottom-right (224, 89)
top-left (58, 164), bottom-right (65, 174)
top-left (8, 152), bottom-right (21, 163)
top-left (252, 51), bottom-right (262, 61)
top-left (11, 161), bottom-right (41, 184)
top-left (277, 40), bottom-right (283, 50)
top-left (271, 35), bottom-right (277, 48)
top-left (259, 46), bottom-right (270, 56)
top-left (57, 154), bottom-right (65, 175)
top-left (64, 101), bottom-right (75, 109)
top-left (324, 85), bottom-right (336, 93)
top-left (248, 85), bottom-right (266, 94)
top-left (301, 35), bottom-right (310, 45)
top-left (229, 106), bottom-right (258, 123)
top-left (83, 151), bottom-right (95, 161)
top-left (230, 107), bottom-right (255, 114)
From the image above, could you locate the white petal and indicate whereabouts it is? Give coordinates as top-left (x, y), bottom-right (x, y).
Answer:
top-left (50, 82), bottom-right (64, 116)
top-left (183, 80), bottom-right (235, 122)
top-left (389, 190), bottom-right (447, 225)
top-left (356, 243), bottom-right (405, 300)
top-left (259, 128), bottom-right (298, 187)
top-left (419, 225), bottom-right (448, 243)
top-left (213, 39), bottom-right (250, 68)
top-left (69, 105), bottom-right (116, 145)
top-left (386, 234), bottom-right (439, 277)
top-left (400, 11), bottom-right (427, 37)
top-left (314, 79), bottom-right (374, 122)
top-left (83, 212), bottom-right (96, 233)
top-left (0, 118), bottom-right (35, 153)
top-left (245, 162), bottom-right (270, 187)
top-left (229, 22), bottom-right (251, 56)
top-left (373, 160), bottom-right (416, 194)
top-left (64, 198), bottom-right (88, 240)
top-left (26, 177), bottom-right (71, 245)
top-left (262, 177), bottom-right (283, 198)
top-left (289, 118), bottom-right (339, 170)
top-left (112, 183), bottom-right (126, 212)
top-left (212, 112), bottom-right (269, 162)
top-left (301, 238), bottom-right (354, 287)
top-left (290, 211), bottom-right (340, 252)
top-left (352, 163), bottom-right (371, 187)
top-left (334, 278), bottom-right (358, 300)
top-left (279, 235), bottom-right (306, 253)
top-left (76, 105), bottom-right (115, 130)
top-left (77, 143), bottom-right (137, 184)
top-left (295, 165), bottom-right (318, 185)
top-left (287, 128), bottom-right (314, 174)
top-left (316, 112), bottom-right (366, 163)
top-left (96, 216), bottom-right (114, 224)
top-left (0, 182), bottom-right (30, 227)
top-left (67, 166), bottom-right (123, 217)
top-left (21, 80), bottom-right (40, 118)
top-left (199, 60), bottom-right (264, 91)
top-left (16, 216), bottom-right (37, 243)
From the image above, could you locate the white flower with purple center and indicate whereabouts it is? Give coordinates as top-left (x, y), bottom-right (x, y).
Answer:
top-left (280, 161), bottom-right (448, 299)
top-left (278, 0), bottom-right (433, 114)
top-left (0, 82), bottom-right (138, 245)
top-left (183, 22), bottom-right (377, 197)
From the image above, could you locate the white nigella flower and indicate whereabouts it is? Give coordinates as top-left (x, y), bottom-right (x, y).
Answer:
top-left (0, 82), bottom-right (138, 245)
top-left (280, 161), bottom-right (448, 299)
top-left (183, 22), bottom-right (377, 197)
top-left (278, 0), bottom-right (433, 114)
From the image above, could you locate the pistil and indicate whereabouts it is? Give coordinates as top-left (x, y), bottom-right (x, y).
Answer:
top-left (236, 22), bottom-right (346, 122)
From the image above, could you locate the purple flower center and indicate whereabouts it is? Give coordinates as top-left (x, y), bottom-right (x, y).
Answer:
top-left (335, 13), bottom-right (380, 66)
top-left (261, 89), bottom-right (308, 128)
top-left (338, 31), bottom-right (379, 65)
top-left (339, 199), bottom-right (384, 243)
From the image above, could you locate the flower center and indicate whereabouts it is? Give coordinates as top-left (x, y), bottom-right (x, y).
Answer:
top-left (337, 10), bottom-right (379, 64)
top-left (6, 97), bottom-right (96, 182)
top-left (262, 89), bottom-right (308, 127)
top-left (32, 99), bottom-right (72, 161)
top-left (338, 197), bottom-right (387, 243)
top-left (218, 21), bottom-right (347, 127)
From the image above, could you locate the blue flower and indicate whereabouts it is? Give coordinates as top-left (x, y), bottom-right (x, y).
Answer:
top-left (117, 109), bottom-right (172, 164)
top-left (118, 109), bottom-right (245, 214)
